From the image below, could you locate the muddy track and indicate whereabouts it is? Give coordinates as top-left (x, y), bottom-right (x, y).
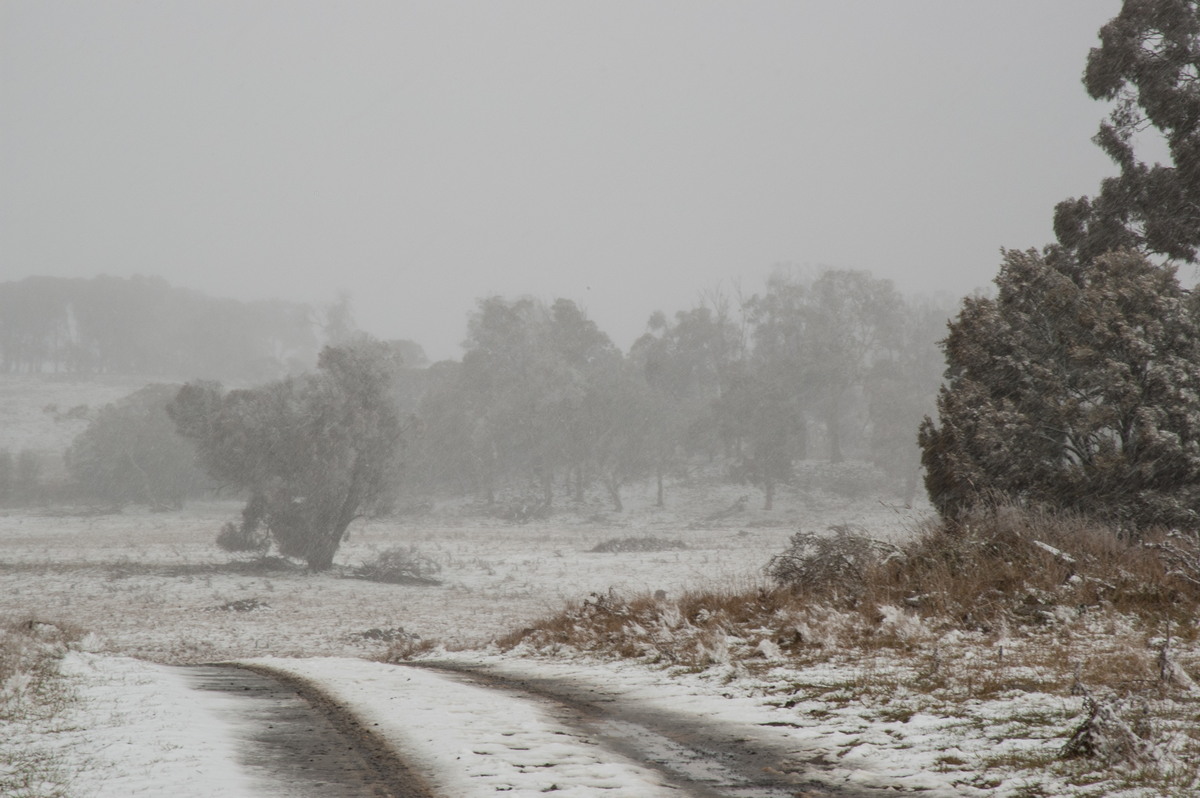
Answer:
top-left (181, 664), bottom-right (434, 798)
top-left (185, 661), bottom-right (881, 797)
top-left (410, 660), bottom-right (875, 798)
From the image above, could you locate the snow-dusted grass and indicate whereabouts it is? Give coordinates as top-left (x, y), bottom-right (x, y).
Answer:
top-left (0, 484), bottom-right (918, 662)
top-left (1, 620), bottom-right (82, 798)
top-left (6, 491), bottom-right (1200, 795)
top-left (493, 511), bottom-right (1200, 797)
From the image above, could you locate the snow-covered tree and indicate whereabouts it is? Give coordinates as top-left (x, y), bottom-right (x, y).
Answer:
top-left (919, 248), bottom-right (1200, 532)
top-left (1054, 0), bottom-right (1200, 265)
top-left (169, 337), bottom-right (407, 570)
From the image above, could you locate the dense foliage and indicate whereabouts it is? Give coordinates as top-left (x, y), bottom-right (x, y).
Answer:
top-left (1054, 0), bottom-right (1200, 264)
top-left (66, 384), bottom-right (211, 509)
top-left (920, 249), bottom-right (1200, 529)
top-left (168, 338), bottom-right (408, 570)
top-left (923, 1), bottom-right (1200, 532)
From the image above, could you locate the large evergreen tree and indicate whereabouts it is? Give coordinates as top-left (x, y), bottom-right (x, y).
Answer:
top-left (919, 249), bottom-right (1200, 531)
top-left (922, 2), bottom-right (1200, 533)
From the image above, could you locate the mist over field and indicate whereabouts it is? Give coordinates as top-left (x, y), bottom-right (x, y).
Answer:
top-left (3, 1), bottom-right (1125, 361)
top-left (6, 2), bottom-right (1200, 796)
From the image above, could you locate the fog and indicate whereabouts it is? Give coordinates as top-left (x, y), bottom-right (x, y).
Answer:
top-left (3, 1), bottom-right (1122, 361)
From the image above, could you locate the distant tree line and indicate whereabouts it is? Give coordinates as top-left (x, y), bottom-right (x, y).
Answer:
top-left (410, 271), bottom-right (951, 512)
top-left (0, 448), bottom-right (44, 506)
top-left (0, 275), bottom-right (318, 380)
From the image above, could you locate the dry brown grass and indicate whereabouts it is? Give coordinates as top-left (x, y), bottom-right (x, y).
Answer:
top-left (0, 618), bottom-right (82, 719)
top-left (502, 507), bottom-right (1200, 663)
top-left (1, 617), bottom-right (84, 798)
top-left (496, 507), bottom-right (1200, 793)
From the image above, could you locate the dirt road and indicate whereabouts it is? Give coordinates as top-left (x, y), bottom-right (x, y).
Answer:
top-left (413, 661), bottom-right (862, 798)
top-left (178, 665), bottom-right (432, 798)
top-left (181, 662), bottom-right (870, 797)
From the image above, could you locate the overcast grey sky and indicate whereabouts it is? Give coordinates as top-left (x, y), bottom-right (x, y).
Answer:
top-left (3, 1), bottom-right (1124, 361)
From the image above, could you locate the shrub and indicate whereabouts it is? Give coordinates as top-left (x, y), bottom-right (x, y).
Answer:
top-left (215, 521), bottom-right (270, 554)
top-left (353, 546), bottom-right (442, 585)
top-left (493, 494), bottom-right (550, 523)
top-left (765, 525), bottom-right (901, 599)
top-left (590, 536), bottom-right (686, 553)
top-left (1, 619), bottom-right (81, 723)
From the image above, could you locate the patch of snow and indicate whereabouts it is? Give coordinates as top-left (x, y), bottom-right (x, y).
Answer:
top-left (49, 652), bottom-right (261, 797)
top-left (248, 657), bottom-right (681, 797)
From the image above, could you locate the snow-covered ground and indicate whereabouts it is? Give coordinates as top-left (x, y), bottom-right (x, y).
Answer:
top-left (0, 491), bottom-right (921, 662)
top-left (2, 387), bottom-right (1195, 798)
top-left (0, 649), bottom-right (1034, 797)
top-left (5, 494), bottom-right (1198, 796)
top-left (12, 643), bottom-right (1187, 798)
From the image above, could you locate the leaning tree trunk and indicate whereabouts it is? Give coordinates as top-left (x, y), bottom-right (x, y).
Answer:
top-left (603, 473), bottom-right (623, 513)
top-left (305, 531), bottom-right (341, 572)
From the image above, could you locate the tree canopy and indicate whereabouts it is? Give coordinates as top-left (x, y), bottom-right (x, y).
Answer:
top-left (67, 384), bottom-right (211, 509)
top-left (169, 338), bottom-right (407, 570)
top-left (923, 1), bottom-right (1200, 532)
top-left (1054, 0), bottom-right (1200, 264)
top-left (921, 249), bottom-right (1200, 530)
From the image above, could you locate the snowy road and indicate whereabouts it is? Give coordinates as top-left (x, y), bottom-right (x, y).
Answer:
top-left (409, 661), bottom-right (848, 797)
top-left (48, 653), bottom-right (921, 796)
top-left (236, 658), bottom-right (869, 798)
top-left (178, 665), bottom-right (430, 798)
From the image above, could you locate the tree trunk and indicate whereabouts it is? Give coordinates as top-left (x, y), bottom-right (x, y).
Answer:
top-left (604, 474), bottom-right (623, 512)
top-left (827, 409), bottom-right (844, 464)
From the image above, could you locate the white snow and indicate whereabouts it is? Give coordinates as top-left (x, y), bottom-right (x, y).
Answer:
top-left (32, 652), bottom-right (261, 798)
top-left (4, 492), bottom-right (1196, 796)
top-left (249, 657), bottom-right (682, 797)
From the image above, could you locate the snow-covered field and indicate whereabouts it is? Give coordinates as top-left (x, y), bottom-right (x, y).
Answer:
top-left (8, 495), bottom-right (1198, 796)
top-left (0, 488), bottom-right (921, 662)
top-left (1, 490), bottom-right (937, 797)
top-left (0, 374), bottom-right (156, 456)
top-left (3, 376), bottom-right (1197, 797)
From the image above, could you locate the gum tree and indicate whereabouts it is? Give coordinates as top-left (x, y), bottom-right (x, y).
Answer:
top-left (169, 337), bottom-right (406, 570)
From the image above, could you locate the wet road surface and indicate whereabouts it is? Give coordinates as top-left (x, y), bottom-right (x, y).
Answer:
top-left (178, 662), bottom-right (872, 797)
top-left (176, 665), bottom-right (431, 798)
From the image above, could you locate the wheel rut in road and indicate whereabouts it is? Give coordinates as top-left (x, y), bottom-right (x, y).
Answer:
top-left (410, 660), bottom-right (875, 798)
top-left (176, 664), bottom-right (432, 798)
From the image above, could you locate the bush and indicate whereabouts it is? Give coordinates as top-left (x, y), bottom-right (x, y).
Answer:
top-left (766, 526), bottom-right (901, 599)
top-left (353, 546), bottom-right (442, 585)
top-left (215, 521), bottom-right (270, 554)
top-left (591, 536), bottom-right (687, 553)
top-left (1, 619), bottom-right (81, 722)
top-left (493, 494), bottom-right (550, 523)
